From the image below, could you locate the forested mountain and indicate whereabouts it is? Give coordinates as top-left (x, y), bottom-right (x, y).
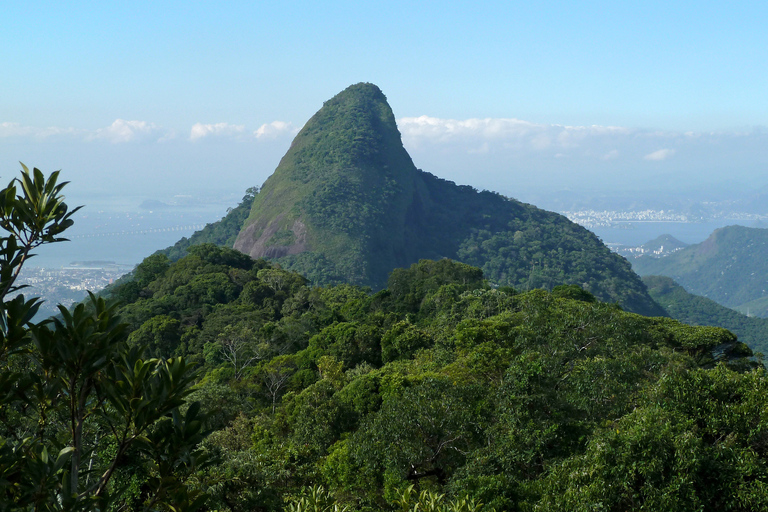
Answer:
top-left (632, 225), bottom-right (768, 315)
top-left (101, 246), bottom-right (763, 511)
top-left (643, 275), bottom-right (768, 355)
top-left (7, 166), bottom-right (768, 511)
top-left (234, 83), bottom-right (664, 316)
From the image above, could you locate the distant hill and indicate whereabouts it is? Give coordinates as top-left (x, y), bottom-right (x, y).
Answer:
top-left (617, 233), bottom-right (689, 261)
top-left (233, 83), bottom-right (664, 316)
top-left (643, 275), bottom-right (768, 355)
top-left (632, 225), bottom-right (768, 314)
top-left (640, 234), bottom-right (689, 255)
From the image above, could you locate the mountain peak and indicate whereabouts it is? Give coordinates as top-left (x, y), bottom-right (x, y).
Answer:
top-left (234, 84), bottom-right (664, 315)
top-left (324, 82), bottom-right (387, 104)
top-left (234, 82), bottom-right (419, 284)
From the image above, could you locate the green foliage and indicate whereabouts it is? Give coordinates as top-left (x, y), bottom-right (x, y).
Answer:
top-left (159, 187), bottom-right (258, 262)
top-left (551, 284), bottom-right (596, 303)
top-left (0, 166), bottom-right (205, 511)
top-left (644, 274), bottom-right (768, 356)
top-left (284, 485), bottom-right (349, 512)
top-left (539, 364), bottom-right (768, 511)
top-left (108, 207), bottom-right (766, 510)
top-left (387, 259), bottom-right (486, 312)
top-left (308, 322), bottom-right (381, 369)
top-left (350, 377), bottom-right (486, 489)
top-left (128, 314), bottom-right (182, 357)
top-left (380, 321), bottom-right (431, 363)
top-left (392, 485), bottom-right (495, 512)
top-left (451, 199), bottom-right (663, 316)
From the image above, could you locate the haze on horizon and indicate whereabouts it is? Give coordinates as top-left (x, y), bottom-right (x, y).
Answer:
top-left (3, 1), bottom-right (767, 208)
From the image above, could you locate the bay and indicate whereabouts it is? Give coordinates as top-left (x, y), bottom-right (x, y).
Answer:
top-left (27, 198), bottom-right (230, 269)
top-left (589, 219), bottom-right (763, 247)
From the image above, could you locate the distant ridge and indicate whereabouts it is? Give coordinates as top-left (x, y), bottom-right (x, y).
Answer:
top-left (233, 83), bottom-right (664, 316)
top-left (632, 225), bottom-right (768, 314)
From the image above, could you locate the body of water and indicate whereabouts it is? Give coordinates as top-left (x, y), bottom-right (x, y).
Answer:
top-left (589, 219), bottom-right (763, 247)
top-left (27, 200), bottom-right (230, 269)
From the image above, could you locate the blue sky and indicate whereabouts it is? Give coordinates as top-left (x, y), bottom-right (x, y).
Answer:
top-left (2, 1), bottom-right (767, 203)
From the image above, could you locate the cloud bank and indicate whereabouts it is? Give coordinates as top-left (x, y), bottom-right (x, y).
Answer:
top-left (393, 116), bottom-right (768, 194)
top-left (1, 119), bottom-right (298, 144)
top-left (190, 122), bottom-right (245, 140)
top-left (398, 116), bottom-right (636, 156)
top-left (0, 122), bottom-right (82, 139)
top-left (255, 121), bottom-right (297, 138)
top-left (2, 115), bottom-right (767, 199)
top-left (92, 119), bottom-right (164, 143)
top-left (397, 116), bottom-right (765, 166)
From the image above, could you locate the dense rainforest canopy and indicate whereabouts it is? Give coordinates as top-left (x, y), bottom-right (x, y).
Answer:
top-left (89, 241), bottom-right (765, 511)
top-left (6, 161), bottom-right (768, 509)
top-left (643, 275), bottom-right (768, 356)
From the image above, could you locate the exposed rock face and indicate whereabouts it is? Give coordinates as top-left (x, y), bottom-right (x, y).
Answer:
top-left (236, 217), bottom-right (308, 259)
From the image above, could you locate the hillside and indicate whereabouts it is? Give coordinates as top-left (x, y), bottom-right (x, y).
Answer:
top-left (14, 155), bottom-right (768, 512)
top-left (643, 275), bottom-right (768, 355)
top-left (632, 225), bottom-right (768, 313)
top-left (234, 83), bottom-right (664, 316)
top-left (734, 295), bottom-right (768, 318)
top-left (103, 249), bottom-right (761, 510)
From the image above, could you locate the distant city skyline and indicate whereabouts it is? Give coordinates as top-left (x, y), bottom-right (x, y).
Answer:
top-left (3, 1), bottom-right (767, 202)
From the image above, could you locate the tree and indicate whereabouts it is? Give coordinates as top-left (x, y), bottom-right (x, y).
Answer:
top-left (0, 165), bottom-right (207, 511)
top-left (127, 314), bottom-right (182, 357)
top-left (261, 356), bottom-right (294, 413)
top-left (209, 324), bottom-right (268, 380)
top-left (350, 378), bottom-right (485, 489)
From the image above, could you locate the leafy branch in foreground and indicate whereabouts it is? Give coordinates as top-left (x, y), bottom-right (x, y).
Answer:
top-left (0, 165), bottom-right (207, 511)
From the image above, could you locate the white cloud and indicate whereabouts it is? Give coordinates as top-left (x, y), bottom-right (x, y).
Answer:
top-left (530, 134), bottom-right (553, 150)
top-left (398, 116), bottom-right (633, 154)
top-left (468, 142), bottom-right (490, 154)
top-left (92, 119), bottom-right (161, 143)
top-left (601, 149), bottom-right (620, 161)
top-left (254, 121), bottom-right (297, 139)
top-left (0, 122), bottom-right (81, 138)
top-left (644, 148), bottom-right (675, 161)
top-left (398, 116), bottom-right (538, 141)
top-left (190, 122), bottom-right (246, 140)
top-left (0, 122), bottom-right (34, 137)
